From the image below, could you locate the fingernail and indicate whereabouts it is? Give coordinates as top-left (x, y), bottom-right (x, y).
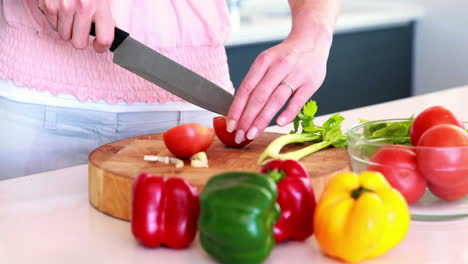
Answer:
top-left (246, 127), bottom-right (258, 140)
top-left (277, 117), bottom-right (286, 126)
top-left (235, 129), bottom-right (245, 144)
top-left (226, 119), bottom-right (237, 133)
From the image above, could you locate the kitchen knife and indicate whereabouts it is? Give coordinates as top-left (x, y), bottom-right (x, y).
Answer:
top-left (90, 24), bottom-right (234, 115)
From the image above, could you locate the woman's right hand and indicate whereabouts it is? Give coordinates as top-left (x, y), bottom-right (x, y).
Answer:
top-left (39, 0), bottom-right (115, 53)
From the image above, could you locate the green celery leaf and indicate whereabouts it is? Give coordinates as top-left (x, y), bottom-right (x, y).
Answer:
top-left (322, 122), bottom-right (348, 148)
top-left (332, 134), bottom-right (348, 148)
top-left (289, 100), bottom-right (320, 134)
top-left (361, 117), bottom-right (414, 139)
top-left (360, 117), bottom-right (415, 146)
top-left (291, 116), bottom-right (300, 134)
top-left (322, 114), bottom-right (345, 130)
top-left (363, 123), bottom-right (387, 138)
top-left (302, 126), bottom-right (322, 133)
top-left (323, 126), bottom-right (340, 141)
top-left (303, 100), bottom-right (318, 117)
top-left (369, 122), bottom-right (409, 139)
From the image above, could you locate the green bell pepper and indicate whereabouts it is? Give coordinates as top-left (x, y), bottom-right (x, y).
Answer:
top-left (198, 172), bottom-right (280, 264)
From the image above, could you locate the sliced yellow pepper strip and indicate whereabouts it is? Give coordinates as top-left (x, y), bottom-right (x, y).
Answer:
top-left (314, 171), bottom-right (410, 263)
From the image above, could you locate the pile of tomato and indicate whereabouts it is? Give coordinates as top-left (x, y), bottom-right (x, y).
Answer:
top-left (368, 106), bottom-right (468, 203)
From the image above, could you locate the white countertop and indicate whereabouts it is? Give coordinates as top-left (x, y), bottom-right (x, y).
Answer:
top-left (226, 0), bottom-right (424, 47)
top-left (1, 86), bottom-right (468, 264)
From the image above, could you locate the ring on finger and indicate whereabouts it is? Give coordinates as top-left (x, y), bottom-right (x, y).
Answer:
top-left (279, 81), bottom-right (297, 94)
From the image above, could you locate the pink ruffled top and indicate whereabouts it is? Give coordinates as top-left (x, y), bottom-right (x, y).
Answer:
top-left (0, 0), bottom-right (234, 104)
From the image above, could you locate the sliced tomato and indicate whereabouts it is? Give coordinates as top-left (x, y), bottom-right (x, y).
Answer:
top-left (213, 116), bottom-right (253, 148)
top-left (367, 147), bottom-right (427, 204)
top-left (410, 105), bottom-right (464, 146)
top-left (163, 123), bottom-right (214, 159)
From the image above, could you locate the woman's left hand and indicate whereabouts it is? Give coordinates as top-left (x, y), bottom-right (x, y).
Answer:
top-left (226, 32), bottom-right (332, 143)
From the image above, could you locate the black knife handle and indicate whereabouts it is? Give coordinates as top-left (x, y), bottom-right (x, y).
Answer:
top-left (90, 23), bottom-right (129, 52)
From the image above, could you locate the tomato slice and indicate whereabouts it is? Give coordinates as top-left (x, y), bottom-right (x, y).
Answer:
top-left (368, 147), bottom-right (427, 204)
top-left (213, 116), bottom-right (253, 148)
top-left (163, 123), bottom-right (214, 159)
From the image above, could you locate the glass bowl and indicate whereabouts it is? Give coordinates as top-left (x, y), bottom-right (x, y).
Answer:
top-left (346, 118), bottom-right (468, 220)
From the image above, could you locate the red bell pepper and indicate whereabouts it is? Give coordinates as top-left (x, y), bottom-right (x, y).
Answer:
top-left (261, 160), bottom-right (316, 243)
top-left (131, 172), bottom-right (199, 248)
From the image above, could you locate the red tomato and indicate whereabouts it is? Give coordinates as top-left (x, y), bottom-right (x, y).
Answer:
top-left (409, 105), bottom-right (464, 146)
top-left (418, 124), bottom-right (468, 147)
top-left (428, 180), bottom-right (468, 201)
top-left (213, 116), bottom-right (253, 148)
top-left (367, 147), bottom-right (427, 204)
top-left (416, 124), bottom-right (468, 190)
top-left (163, 123), bottom-right (214, 159)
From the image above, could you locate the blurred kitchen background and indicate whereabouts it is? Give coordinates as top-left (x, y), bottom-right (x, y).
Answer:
top-left (224, 0), bottom-right (468, 116)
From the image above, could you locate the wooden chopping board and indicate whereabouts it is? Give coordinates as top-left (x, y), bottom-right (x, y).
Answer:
top-left (88, 132), bottom-right (351, 221)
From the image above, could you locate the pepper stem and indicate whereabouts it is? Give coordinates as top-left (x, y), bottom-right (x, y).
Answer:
top-left (351, 186), bottom-right (373, 199)
top-left (267, 170), bottom-right (286, 183)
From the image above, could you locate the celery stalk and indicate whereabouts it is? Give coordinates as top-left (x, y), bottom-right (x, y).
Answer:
top-left (257, 133), bottom-right (321, 165)
top-left (257, 100), bottom-right (348, 165)
top-left (269, 141), bottom-right (332, 161)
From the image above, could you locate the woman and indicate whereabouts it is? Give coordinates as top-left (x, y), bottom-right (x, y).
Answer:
top-left (0, 0), bottom-right (340, 179)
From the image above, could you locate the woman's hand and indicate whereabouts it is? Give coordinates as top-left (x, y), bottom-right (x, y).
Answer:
top-left (226, 32), bottom-right (332, 144)
top-left (39, 0), bottom-right (114, 53)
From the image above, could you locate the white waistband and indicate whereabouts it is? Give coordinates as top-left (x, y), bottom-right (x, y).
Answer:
top-left (0, 79), bottom-right (203, 112)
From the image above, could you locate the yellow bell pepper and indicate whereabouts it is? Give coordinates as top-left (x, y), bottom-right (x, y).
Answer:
top-left (314, 171), bottom-right (410, 263)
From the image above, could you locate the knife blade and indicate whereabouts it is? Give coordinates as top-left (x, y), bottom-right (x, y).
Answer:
top-left (90, 25), bottom-right (234, 115)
